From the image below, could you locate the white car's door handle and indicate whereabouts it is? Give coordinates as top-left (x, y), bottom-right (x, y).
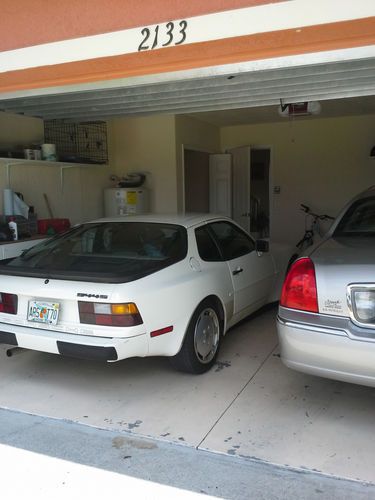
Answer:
top-left (232, 267), bottom-right (243, 276)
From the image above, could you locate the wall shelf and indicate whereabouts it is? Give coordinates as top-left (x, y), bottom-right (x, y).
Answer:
top-left (0, 158), bottom-right (107, 191)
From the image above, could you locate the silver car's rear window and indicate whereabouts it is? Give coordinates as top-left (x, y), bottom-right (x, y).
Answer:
top-left (0, 222), bottom-right (187, 283)
top-left (334, 197), bottom-right (375, 237)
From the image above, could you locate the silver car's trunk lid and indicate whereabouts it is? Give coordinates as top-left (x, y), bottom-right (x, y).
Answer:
top-left (311, 237), bottom-right (375, 320)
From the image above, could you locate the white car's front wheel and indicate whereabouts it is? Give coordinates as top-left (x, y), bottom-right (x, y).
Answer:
top-left (170, 298), bottom-right (222, 374)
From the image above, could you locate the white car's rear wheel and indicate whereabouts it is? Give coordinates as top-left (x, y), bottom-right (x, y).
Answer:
top-left (170, 298), bottom-right (222, 374)
top-left (193, 307), bottom-right (220, 364)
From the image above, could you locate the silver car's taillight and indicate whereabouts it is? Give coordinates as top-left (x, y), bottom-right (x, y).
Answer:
top-left (348, 286), bottom-right (375, 325)
top-left (353, 290), bottom-right (375, 322)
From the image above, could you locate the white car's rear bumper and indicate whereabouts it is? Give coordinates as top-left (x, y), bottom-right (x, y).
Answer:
top-left (277, 315), bottom-right (375, 387)
top-left (0, 322), bottom-right (148, 362)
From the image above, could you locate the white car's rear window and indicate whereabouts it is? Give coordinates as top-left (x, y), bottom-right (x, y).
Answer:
top-left (0, 222), bottom-right (187, 283)
top-left (335, 197), bottom-right (375, 237)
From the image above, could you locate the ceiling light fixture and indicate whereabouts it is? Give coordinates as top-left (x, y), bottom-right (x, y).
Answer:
top-left (278, 100), bottom-right (321, 117)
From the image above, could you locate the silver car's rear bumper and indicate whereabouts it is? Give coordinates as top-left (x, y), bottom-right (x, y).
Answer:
top-left (277, 309), bottom-right (375, 387)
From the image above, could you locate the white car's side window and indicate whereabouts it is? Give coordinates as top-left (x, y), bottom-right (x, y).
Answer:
top-left (208, 222), bottom-right (255, 261)
top-left (195, 226), bottom-right (222, 262)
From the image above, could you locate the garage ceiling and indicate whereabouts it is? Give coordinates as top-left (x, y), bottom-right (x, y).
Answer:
top-left (189, 94), bottom-right (375, 126)
top-left (1, 57), bottom-right (375, 122)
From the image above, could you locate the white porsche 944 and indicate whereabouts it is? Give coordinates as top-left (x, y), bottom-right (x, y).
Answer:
top-left (0, 215), bottom-right (289, 373)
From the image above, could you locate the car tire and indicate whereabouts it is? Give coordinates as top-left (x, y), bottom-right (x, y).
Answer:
top-left (170, 298), bottom-right (223, 374)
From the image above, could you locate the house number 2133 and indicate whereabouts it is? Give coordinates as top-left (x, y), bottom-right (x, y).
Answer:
top-left (138, 20), bottom-right (188, 51)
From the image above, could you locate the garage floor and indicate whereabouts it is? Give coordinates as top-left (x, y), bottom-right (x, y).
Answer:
top-left (0, 305), bottom-right (375, 484)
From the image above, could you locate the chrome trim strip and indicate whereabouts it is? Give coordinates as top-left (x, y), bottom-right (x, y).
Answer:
top-left (277, 315), bottom-right (347, 337)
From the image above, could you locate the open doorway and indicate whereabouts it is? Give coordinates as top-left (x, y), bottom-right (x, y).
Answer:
top-left (183, 146), bottom-right (271, 236)
top-left (250, 148), bottom-right (270, 238)
top-left (183, 148), bottom-right (210, 213)
top-left (231, 145), bottom-right (271, 238)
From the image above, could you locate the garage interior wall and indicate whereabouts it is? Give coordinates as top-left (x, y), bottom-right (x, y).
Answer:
top-left (0, 113), bottom-right (180, 221)
top-left (221, 113), bottom-right (375, 244)
top-left (108, 115), bottom-right (177, 213)
top-left (0, 112), bottom-right (221, 220)
top-left (1, 110), bottom-right (375, 243)
top-left (0, 112), bottom-right (110, 224)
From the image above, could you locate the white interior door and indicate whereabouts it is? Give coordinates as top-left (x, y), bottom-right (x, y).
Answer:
top-left (209, 154), bottom-right (232, 216)
top-left (231, 146), bottom-right (251, 232)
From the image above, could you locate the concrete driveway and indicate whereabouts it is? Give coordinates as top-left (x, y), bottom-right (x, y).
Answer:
top-left (0, 305), bottom-right (374, 483)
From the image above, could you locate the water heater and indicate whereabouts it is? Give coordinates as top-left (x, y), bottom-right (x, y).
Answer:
top-left (104, 188), bottom-right (148, 216)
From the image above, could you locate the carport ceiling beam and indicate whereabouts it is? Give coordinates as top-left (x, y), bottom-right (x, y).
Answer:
top-left (8, 82), bottom-right (375, 119)
top-left (25, 75), bottom-right (375, 118)
top-left (38, 87), bottom-right (375, 121)
top-left (1, 58), bottom-right (375, 120)
top-left (4, 71), bottom-right (375, 117)
top-left (1, 58), bottom-right (375, 111)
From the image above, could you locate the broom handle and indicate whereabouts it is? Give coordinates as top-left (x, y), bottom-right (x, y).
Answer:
top-left (43, 193), bottom-right (54, 218)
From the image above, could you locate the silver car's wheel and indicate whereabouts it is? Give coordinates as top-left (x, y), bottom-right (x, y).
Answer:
top-left (193, 307), bottom-right (220, 364)
top-left (169, 298), bottom-right (223, 374)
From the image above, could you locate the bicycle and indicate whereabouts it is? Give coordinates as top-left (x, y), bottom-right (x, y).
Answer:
top-left (288, 204), bottom-right (335, 269)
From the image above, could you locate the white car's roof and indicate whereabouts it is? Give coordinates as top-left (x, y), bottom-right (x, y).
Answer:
top-left (91, 213), bottom-right (231, 229)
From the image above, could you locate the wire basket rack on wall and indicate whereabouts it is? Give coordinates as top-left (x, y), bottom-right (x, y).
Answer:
top-left (44, 120), bottom-right (108, 164)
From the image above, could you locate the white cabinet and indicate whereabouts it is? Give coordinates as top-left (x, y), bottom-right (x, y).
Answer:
top-left (0, 238), bottom-right (46, 260)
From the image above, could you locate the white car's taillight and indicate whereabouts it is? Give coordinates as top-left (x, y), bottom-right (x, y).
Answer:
top-left (78, 302), bottom-right (143, 326)
top-left (280, 258), bottom-right (318, 313)
top-left (0, 293), bottom-right (18, 315)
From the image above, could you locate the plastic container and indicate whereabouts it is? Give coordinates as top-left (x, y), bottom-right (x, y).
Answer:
top-left (37, 218), bottom-right (70, 235)
top-left (8, 217), bottom-right (18, 240)
top-left (41, 144), bottom-right (57, 161)
top-left (28, 213), bottom-right (38, 235)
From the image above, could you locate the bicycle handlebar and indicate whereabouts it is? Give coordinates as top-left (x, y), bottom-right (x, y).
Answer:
top-left (299, 204), bottom-right (334, 220)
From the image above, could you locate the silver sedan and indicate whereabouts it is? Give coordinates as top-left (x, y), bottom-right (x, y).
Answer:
top-left (277, 187), bottom-right (375, 387)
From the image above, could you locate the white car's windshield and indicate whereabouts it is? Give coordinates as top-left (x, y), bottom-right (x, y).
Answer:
top-left (0, 222), bottom-right (187, 282)
top-left (334, 197), bottom-right (375, 237)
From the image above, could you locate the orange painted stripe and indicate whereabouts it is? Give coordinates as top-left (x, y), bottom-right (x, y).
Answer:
top-left (0, 18), bottom-right (374, 94)
top-left (0, 0), bottom-right (283, 51)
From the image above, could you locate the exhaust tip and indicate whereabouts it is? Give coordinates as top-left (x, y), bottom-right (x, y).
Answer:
top-left (6, 347), bottom-right (24, 357)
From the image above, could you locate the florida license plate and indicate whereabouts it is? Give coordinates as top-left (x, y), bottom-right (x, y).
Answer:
top-left (27, 301), bottom-right (60, 325)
